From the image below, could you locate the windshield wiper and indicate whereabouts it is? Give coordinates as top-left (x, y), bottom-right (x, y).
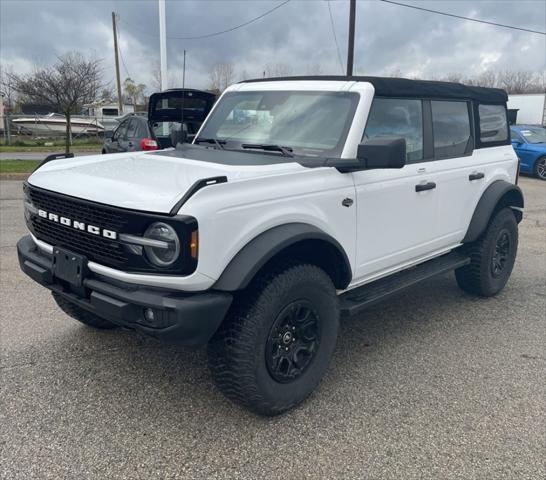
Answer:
top-left (241, 144), bottom-right (294, 157)
top-left (194, 137), bottom-right (226, 149)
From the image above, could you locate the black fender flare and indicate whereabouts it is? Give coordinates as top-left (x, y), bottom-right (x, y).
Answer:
top-left (213, 223), bottom-right (352, 291)
top-left (463, 180), bottom-right (524, 243)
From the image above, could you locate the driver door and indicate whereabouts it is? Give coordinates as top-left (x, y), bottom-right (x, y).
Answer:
top-left (110, 120), bottom-right (129, 153)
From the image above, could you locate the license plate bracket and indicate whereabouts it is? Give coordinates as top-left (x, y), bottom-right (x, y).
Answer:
top-left (53, 247), bottom-right (87, 287)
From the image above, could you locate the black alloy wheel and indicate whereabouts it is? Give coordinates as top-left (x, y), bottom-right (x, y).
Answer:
top-left (491, 230), bottom-right (511, 277)
top-left (265, 300), bottom-right (320, 383)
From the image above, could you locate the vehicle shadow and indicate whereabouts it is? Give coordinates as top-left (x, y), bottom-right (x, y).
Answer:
top-left (50, 270), bottom-right (498, 422)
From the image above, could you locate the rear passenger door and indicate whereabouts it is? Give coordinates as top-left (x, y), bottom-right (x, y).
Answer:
top-left (352, 97), bottom-right (443, 281)
top-left (430, 101), bottom-right (511, 244)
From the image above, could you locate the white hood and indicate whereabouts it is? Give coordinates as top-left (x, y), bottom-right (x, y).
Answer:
top-left (28, 149), bottom-right (305, 214)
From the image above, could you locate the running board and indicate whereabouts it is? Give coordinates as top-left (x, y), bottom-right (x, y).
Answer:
top-left (339, 251), bottom-right (470, 317)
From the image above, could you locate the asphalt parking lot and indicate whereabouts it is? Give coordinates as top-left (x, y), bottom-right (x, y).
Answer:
top-left (1, 177), bottom-right (544, 479)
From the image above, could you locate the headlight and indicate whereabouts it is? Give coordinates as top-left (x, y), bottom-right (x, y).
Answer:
top-left (143, 222), bottom-right (180, 267)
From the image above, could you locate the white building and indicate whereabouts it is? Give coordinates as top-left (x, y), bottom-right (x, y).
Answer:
top-left (507, 93), bottom-right (546, 126)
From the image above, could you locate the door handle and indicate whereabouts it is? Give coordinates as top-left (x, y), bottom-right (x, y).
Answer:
top-left (415, 182), bottom-right (436, 192)
top-left (469, 172), bottom-right (484, 181)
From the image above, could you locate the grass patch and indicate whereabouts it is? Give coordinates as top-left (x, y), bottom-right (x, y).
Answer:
top-left (0, 160), bottom-right (41, 173)
top-left (0, 137), bottom-right (102, 152)
top-left (0, 145), bottom-right (100, 153)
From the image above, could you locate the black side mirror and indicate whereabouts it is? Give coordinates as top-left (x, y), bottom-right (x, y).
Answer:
top-left (170, 123), bottom-right (188, 147)
top-left (357, 137), bottom-right (406, 169)
top-left (104, 130), bottom-right (114, 140)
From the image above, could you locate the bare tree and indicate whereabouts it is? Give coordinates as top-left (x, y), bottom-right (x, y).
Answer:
top-left (123, 77), bottom-right (146, 108)
top-left (209, 63), bottom-right (235, 93)
top-left (9, 52), bottom-right (102, 152)
top-left (0, 64), bottom-right (18, 111)
top-left (498, 70), bottom-right (535, 94)
top-left (306, 63), bottom-right (323, 75)
top-left (99, 87), bottom-right (116, 103)
top-left (264, 63), bottom-right (293, 78)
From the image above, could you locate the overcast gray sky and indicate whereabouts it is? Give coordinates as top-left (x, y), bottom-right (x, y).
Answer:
top-left (1, 0), bottom-right (545, 92)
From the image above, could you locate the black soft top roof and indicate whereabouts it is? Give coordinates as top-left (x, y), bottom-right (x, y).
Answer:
top-left (240, 76), bottom-right (508, 104)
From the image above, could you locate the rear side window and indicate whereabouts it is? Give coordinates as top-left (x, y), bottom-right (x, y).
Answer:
top-left (479, 104), bottom-right (508, 143)
top-left (364, 98), bottom-right (423, 161)
top-left (431, 101), bottom-right (471, 158)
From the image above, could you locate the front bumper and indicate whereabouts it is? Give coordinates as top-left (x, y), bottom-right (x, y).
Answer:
top-left (17, 235), bottom-right (232, 348)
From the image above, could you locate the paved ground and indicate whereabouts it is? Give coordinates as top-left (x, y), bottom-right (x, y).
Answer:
top-left (1, 177), bottom-right (544, 479)
top-left (0, 151), bottom-right (97, 160)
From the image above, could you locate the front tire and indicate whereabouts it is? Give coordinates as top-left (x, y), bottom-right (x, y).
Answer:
top-left (208, 262), bottom-right (339, 416)
top-left (534, 156), bottom-right (546, 181)
top-left (52, 292), bottom-right (118, 329)
top-left (455, 208), bottom-right (518, 296)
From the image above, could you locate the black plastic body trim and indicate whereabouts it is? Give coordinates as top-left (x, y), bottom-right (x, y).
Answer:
top-left (214, 223), bottom-right (352, 291)
top-left (463, 180), bottom-right (524, 243)
top-left (33, 152), bottom-right (75, 172)
top-left (17, 235), bottom-right (231, 348)
top-left (169, 176), bottom-right (227, 215)
top-left (340, 251), bottom-right (470, 316)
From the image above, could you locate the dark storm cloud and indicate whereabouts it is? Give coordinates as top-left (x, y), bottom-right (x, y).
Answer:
top-left (1, 0), bottom-right (544, 91)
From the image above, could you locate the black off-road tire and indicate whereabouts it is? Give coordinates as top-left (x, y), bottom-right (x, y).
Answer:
top-left (455, 207), bottom-right (518, 297)
top-left (207, 262), bottom-right (339, 416)
top-left (52, 292), bottom-right (118, 329)
top-left (533, 156), bottom-right (546, 181)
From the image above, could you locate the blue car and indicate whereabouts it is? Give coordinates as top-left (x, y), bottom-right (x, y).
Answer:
top-left (510, 125), bottom-right (546, 180)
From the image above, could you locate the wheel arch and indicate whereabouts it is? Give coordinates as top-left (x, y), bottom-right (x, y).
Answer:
top-left (463, 180), bottom-right (524, 243)
top-left (213, 223), bottom-right (352, 291)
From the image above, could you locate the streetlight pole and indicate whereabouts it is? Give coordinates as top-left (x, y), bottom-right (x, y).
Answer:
top-left (346, 0), bottom-right (356, 76)
top-left (158, 0), bottom-right (168, 91)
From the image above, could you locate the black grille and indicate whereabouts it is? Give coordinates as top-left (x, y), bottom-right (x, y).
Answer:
top-left (27, 187), bottom-right (129, 266)
top-left (25, 184), bottom-right (199, 275)
top-left (28, 187), bottom-right (128, 232)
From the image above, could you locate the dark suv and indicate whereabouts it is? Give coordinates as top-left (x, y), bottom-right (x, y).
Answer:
top-left (102, 89), bottom-right (217, 154)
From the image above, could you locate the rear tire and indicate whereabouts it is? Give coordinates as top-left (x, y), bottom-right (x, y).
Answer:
top-left (455, 208), bottom-right (518, 296)
top-left (208, 262), bottom-right (339, 416)
top-left (534, 156), bottom-right (546, 180)
top-left (52, 292), bottom-right (118, 329)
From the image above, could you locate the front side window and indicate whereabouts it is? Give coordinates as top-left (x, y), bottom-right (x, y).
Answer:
top-left (479, 104), bottom-right (508, 142)
top-left (126, 118), bottom-right (139, 139)
top-left (431, 100), bottom-right (471, 158)
top-left (197, 91), bottom-right (359, 157)
top-left (363, 98), bottom-right (423, 162)
top-left (113, 120), bottom-right (128, 141)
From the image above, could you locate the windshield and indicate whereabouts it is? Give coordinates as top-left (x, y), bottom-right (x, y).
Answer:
top-left (196, 91), bottom-right (359, 157)
top-left (517, 127), bottom-right (546, 144)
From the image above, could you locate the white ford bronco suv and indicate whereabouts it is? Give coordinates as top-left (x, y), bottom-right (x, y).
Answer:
top-left (18, 76), bottom-right (523, 415)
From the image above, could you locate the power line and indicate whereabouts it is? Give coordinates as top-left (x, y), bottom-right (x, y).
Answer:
top-left (119, 0), bottom-right (291, 41)
top-left (379, 0), bottom-right (546, 36)
top-left (326, 0), bottom-right (344, 74)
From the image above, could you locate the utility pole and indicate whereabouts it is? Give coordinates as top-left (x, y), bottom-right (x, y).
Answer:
top-left (182, 50), bottom-right (186, 89)
top-left (112, 12), bottom-right (123, 114)
top-left (346, 0), bottom-right (356, 76)
top-left (158, 0), bottom-right (168, 91)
